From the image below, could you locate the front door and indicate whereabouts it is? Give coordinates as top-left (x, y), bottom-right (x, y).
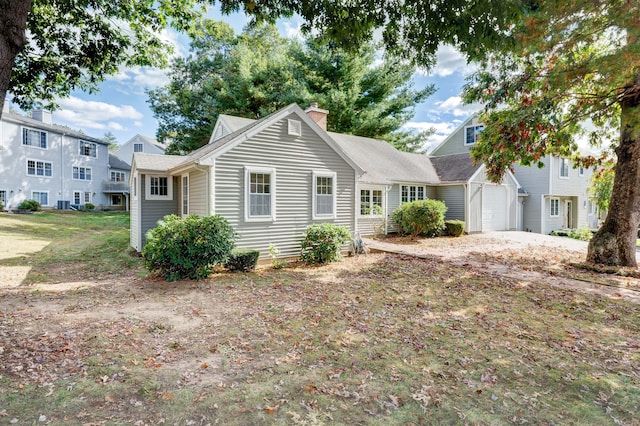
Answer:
top-left (564, 200), bottom-right (573, 228)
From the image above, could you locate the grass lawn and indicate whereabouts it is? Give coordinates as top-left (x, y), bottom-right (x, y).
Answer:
top-left (1, 212), bottom-right (639, 424)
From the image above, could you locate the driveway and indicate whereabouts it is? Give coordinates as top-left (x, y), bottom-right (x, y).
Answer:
top-left (469, 231), bottom-right (589, 252)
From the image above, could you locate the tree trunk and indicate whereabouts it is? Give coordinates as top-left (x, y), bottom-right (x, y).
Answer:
top-left (0, 0), bottom-right (31, 117)
top-left (587, 81), bottom-right (640, 267)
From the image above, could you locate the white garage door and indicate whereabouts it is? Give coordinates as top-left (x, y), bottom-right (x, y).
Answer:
top-left (482, 185), bottom-right (507, 231)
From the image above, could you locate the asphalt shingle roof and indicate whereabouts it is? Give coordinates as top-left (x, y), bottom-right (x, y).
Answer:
top-left (328, 132), bottom-right (440, 184)
top-left (109, 153), bottom-right (131, 170)
top-left (430, 153), bottom-right (482, 182)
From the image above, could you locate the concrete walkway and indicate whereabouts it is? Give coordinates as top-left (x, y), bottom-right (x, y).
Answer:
top-left (363, 231), bottom-right (640, 304)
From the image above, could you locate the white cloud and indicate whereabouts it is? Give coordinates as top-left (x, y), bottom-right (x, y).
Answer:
top-left (404, 120), bottom-right (459, 152)
top-left (53, 97), bottom-right (143, 131)
top-left (435, 96), bottom-right (483, 117)
top-left (282, 20), bottom-right (303, 39)
top-left (417, 44), bottom-right (474, 77)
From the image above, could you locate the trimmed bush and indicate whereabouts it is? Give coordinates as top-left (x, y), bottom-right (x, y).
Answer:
top-left (568, 228), bottom-right (592, 241)
top-left (142, 214), bottom-right (235, 281)
top-left (226, 248), bottom-right (260, 272)
top-left (392, 199), bottom-right (447, 237)
top-left (300, 223), bottom-right (351, 264)
top-left (84, 202), bottom-right (95, 210)
top-left (18, 199), bottom-right (41, 211)
top-left (444, 220), bottom-right (465, 237)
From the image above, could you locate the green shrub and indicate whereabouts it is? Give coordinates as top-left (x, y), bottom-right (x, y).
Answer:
top-left (392, 199), bottom-right (447, 237)
top-left (142, 214), bottom-right (235, 281)
top-left (444, 220), bottom-right (465, 237)
top-left (0, 199), bottom-right (3, 211)
top-left (18, 199), bottom-right (41, 211)
top-left (300, 223), bottom-right (351, 264)
top-left (84, 202), bottom-right (95, 210)
top-left (225, 248), bottom-right (260, 272)
top-left (268, 243), bottom-right (286, 269)
top-left (568, 228), bottom-right (592, 241)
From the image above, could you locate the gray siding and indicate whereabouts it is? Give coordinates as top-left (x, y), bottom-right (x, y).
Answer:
top-left (188, 169), bottom-right (208, 216)
top-left (214, 113), bottom-right (355, 259)
top-left (468, 182), bottom-right (482, 232)
top-left (436, 185), bottom-right (465, 221)
top-left (140, 175), bottom-right (179, 247)
top-left (430, 116), bottom-right (480, 157)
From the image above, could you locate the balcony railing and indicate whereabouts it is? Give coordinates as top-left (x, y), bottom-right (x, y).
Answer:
top-left (102, 180), bottom-right (130, 193)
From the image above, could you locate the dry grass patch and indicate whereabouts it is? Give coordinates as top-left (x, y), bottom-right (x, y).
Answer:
top-left (2, 253), bottom-right (639, 425)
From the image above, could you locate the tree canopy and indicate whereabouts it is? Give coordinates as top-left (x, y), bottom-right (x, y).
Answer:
top-left (148, 20), bottom-right (434, 154)
top-left (0, 0), bottom-right (208, 114)
top-left (460, 1), bottom-right (640, 266)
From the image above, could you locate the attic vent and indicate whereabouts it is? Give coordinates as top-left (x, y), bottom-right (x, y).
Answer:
top-left (288, 119), bottom-right (301, 136)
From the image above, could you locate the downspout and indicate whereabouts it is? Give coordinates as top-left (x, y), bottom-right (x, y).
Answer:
top-left (385, 185), bottom-right (392, 235)
top-left (464, 183), bottom-right (469, 233)
top-left (61, 133), bottom-right (66, 206)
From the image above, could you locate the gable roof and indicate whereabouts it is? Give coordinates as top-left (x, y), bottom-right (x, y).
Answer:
top-left (219, 114), bottom-right (256, 132)
top-left (109, 153), bottom-right (131, 170)
top-left (170, 104), bottom-right (364, 175)
top-left (328, 132), bottom-right (439, 185)
top-left (429, 113), bottom-right (477, 156)
top-left (430, 153), bottom-right (482, 182)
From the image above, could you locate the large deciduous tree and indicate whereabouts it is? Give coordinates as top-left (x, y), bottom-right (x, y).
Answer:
top-left (148, 20), bottom-right (434, 154)
top-left (0, 0), bottom-right (207, 115)
top-left (462, 2), bottom-right (640, 267)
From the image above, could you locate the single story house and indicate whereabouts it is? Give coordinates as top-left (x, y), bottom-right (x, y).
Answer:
top-left (130, 103), bottom-right (520, 259)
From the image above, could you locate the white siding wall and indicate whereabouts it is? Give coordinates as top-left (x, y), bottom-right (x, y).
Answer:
top-left (430, 116), bottom-right (481, 156)
top-left (214, 114), bottom-right (356, 259)
top-left (130, 173), bottom-right (140, 250)
top-left (0, 115), bottom-right (109, 209)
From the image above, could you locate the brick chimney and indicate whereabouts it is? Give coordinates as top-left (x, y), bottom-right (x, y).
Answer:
top-left (304, 102), bottom-right (329, 131)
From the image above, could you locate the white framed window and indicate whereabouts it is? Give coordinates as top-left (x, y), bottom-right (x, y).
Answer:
top-left (245, 167), bottom-right (276, 222)
top-left (360, 187), bottom-right (384, 217)
top-left (111, 171), bottom-right (126, 182)
top-left (182, 175), bottom-right (189, 216)
top-left (111, 194), bottom-right (123, 206)
top-left (145, 175), bottom-right (173, 200)
top-left (84, 192), bottom-right (91, 204)
top-left (401, 184), bottom-right (426, 204)
top-left (0, 190), bottom-right (6, 207)
top-left (31, 191), bottom-right (49, 206)
top-left (72, 166), bottom-right (92, 181)
top-left (560, 158), bottom-right (569, 178)
top-left (312, 171), bottom-right (336, 219)
top-left (550, 198), bottom-right (560, 217)
top-left (579, 166), bottom-right (585, 177)
top-left (134, 143), bottom-right (143, 153)
top-left (73, 191), bottom-right (91, 204)
top-left (26, 159), bottom-right (52, 177)
top-left (464, 125), bottom-right (484, 145)
top-left (22, 127), bottom-right (47, 149)
top-left (79, 141), bottom-right (97, 158)
top-left (288, 119), bottom-right (302, 136)
top-left (73, 191), bottom-right (81, 204)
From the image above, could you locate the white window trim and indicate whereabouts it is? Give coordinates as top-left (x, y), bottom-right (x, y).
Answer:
top-left (31, 191), bottom-right (49, 206)
top-left (73, 191), bottom-right (81, 205)
top-left (400, 184), bottom-right (427, 204)
top-left (110, 171), bottom-right (126, 182)
top-left (244, 166), bottom-right (276, 222)
top-left (79, 140), bottom-right (98, 158)
top-left (133, 175), bottom-right (138, 199)
top-left (288, 119), bottom-right (302, 136)
top-left (464, 125), bottom-right (484, 146)
top-left (145, 174), bottom-right (173, 201)
top-left (559, 158), bottom-right (570, 179)
top-left (312, 171), bottom-right (337, 220)
top-left (181, 174), bottom-right (189, 217)
top-left (359, 185), bottom-right (385, 218)
top-left (578, 166), bottom-right (585, 177)
top-left (134, 143), bottom-right (144, 153)
top-left (72, 166), bottom-right (92, 181)
top-left (22, 127), bottom-right (48, 150)
top-left (550, 197), bottom-right (560, 217)
top-left (26, 158), bottom-right (53, 178)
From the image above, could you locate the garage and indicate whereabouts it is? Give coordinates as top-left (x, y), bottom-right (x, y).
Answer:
top-left (482, 184), bottom-right (507, 231)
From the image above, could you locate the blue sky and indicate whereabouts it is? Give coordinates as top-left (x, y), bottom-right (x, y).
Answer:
top-left (15, 9), bottom-right (482, 153)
